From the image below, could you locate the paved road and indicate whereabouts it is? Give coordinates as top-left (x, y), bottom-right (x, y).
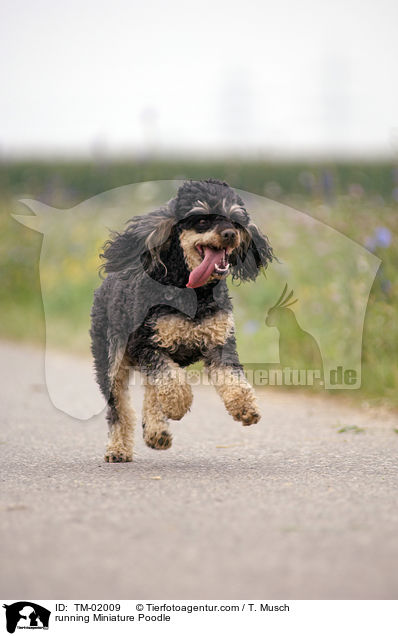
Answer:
top-left (1, 340), bottom-right (397, 600)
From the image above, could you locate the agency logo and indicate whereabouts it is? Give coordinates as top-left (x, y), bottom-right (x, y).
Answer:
top-left (2, 603), bottom-right (51, 633)
top-left (12, 181), bottom-right (380, 416)
top-left (265, 284), bottom-right (324, 375)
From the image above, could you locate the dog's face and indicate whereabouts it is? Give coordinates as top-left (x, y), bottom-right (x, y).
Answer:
top-left (178, 213), bottom-right (243, 288)
top-left (172, 179), bottom-right (273, 288)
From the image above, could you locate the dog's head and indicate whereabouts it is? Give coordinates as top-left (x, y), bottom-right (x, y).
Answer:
top-left (174, 179), bottom-right (273, 288)
top-left (100, 179), bottom-right (273, 287)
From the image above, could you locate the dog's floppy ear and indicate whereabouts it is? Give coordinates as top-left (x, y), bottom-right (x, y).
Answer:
top-left (230, 222), bottom-right (274, 282)
top-left (145, 215), bottom-right (175, 266)
top-left (100, 204), bottom-right (176, 277)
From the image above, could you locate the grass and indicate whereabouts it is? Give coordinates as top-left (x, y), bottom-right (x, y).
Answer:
top-left (0, 158), bottom-right (397, 408)
top-left (337, 425), bottom-right (366, 434)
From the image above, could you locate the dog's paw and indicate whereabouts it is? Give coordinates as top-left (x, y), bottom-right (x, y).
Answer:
top-left (104, 446), bottom-right (133, 463)
top-left (236, 404), bottom-right (261, 426)
top-left (144, 428), bottom-right (173, 450)
top-left (221, 385), bottom-right (260, 426)
top-left (156, 377), bottom-right (193, 420)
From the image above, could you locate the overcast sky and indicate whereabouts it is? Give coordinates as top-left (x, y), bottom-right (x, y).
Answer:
top-left (1, 0), bottom-right (397, 157)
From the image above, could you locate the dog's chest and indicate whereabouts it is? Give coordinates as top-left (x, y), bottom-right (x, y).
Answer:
top-left (152, 311), bottom-right (234, 352)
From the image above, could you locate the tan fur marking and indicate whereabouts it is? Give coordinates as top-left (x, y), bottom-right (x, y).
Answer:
top-left (153, 311), bottom-right (234, 353)
top-left (142, 383), bottom-right (172, 450)
top-left (154, 362), bottom-right (193, 420)
top-left (229, 203), bottom-right (246, 215)
top-left (208, 364), bottom-right (260, 426)
top-left (179, 228), bottom-right (242, 281)
top-left (145, 216), bottom-right (175, 270)
top-left (179, 228), bottom-right (213, 271)
top-left (190, 200), bottom-right (210, 213)
top-left (105, 354), bottom-right (136, 462)
top-left (108, 344), bottom-right (126, 385)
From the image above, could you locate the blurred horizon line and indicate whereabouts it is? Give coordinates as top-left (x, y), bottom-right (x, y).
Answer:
top-left (1, 147), bottom-right (397, 164)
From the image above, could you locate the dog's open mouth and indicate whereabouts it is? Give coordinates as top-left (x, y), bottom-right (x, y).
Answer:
top-left (186, 245), bottom-right (232, 289)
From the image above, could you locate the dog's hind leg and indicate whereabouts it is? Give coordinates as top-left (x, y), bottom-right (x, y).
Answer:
top-left (105, 355), bottom-right (136, 463)
top-left (142, 382), bottom-right (173, 450)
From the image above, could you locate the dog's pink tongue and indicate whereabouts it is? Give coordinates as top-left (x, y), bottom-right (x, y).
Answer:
top-left (187, 247), bottom-right (224, 288)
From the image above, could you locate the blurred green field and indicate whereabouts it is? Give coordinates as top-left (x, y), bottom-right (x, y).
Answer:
top-left (0, 159), bottom-right (397, 408)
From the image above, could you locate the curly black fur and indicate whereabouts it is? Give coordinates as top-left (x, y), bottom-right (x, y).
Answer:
top-left (90, 179), bottom-right (274, 457)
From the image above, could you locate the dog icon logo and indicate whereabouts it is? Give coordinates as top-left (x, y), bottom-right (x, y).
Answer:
top-left (2, 602), bottom-right (51, 633)
top-left (265, 284), bottom-right (324, 380)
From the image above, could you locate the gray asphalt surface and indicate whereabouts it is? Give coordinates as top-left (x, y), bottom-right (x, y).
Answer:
top-left (1, 340), bottom-right (398, 600)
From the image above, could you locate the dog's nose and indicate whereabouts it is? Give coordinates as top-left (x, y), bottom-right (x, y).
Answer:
top-left (221, 229), bottom-right (237, 244)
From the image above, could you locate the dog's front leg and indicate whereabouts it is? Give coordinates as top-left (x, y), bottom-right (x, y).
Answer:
top-left (205, 339), bottom-right (260, 426)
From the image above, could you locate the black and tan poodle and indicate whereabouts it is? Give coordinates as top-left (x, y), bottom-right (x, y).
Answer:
top-left (90, 179), bottom-right (273, 462)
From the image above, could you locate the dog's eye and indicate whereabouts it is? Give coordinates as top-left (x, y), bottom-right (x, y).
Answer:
top-left (198, 219), bottom-right (208, 228)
